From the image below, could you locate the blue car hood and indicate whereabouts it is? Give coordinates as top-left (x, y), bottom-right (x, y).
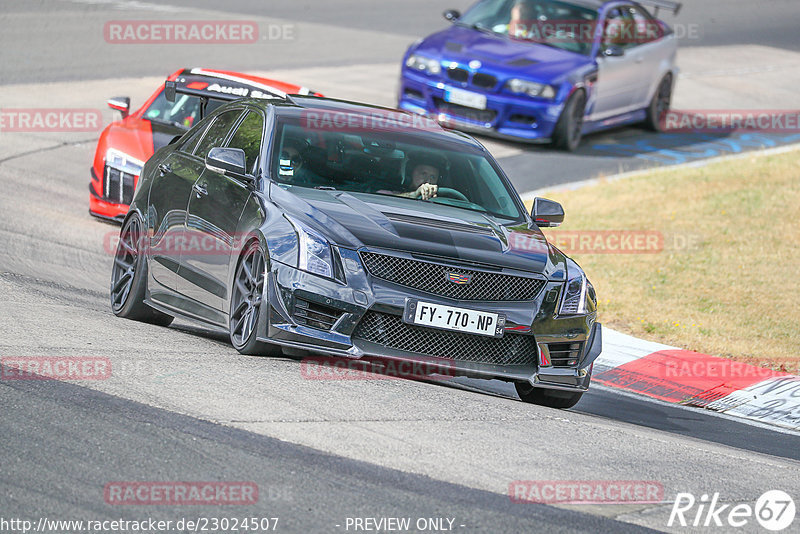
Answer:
top-left (414, 26), bottom-right (593, 84)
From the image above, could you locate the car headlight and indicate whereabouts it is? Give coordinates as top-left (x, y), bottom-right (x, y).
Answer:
top-left (105, 148), bottom-right (144, 176)
top-left (405, 53), bottom-right (441, 75)
top-left (559, 262), bottom-right (594, 315)
top-left (506, 79), bottom-right (557, 99)
top-left (286, 217), bottom-right (334, 279)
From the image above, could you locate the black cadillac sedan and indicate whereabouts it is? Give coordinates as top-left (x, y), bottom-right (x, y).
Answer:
top-left (110, 95), bottom-right (601, 408)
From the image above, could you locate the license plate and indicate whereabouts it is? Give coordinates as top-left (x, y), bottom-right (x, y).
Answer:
top-left (403, 299), bottom-right (505, 338)
top-left (444, 87), bottom-right (487, 110)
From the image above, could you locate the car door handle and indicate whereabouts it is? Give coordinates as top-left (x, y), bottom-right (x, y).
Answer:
top-left (158, 163), bottom-right (171, 175)
top-left (635, 56), bottom-right (644, 63)
top-left (192, 183), bottom-right (208, 198)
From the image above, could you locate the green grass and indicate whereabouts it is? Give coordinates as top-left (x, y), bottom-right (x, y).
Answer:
top-left (526, 150), bottom-right (800, 373)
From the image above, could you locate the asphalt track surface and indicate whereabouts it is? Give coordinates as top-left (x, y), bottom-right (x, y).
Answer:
top-left (1, 1), bottom-right (799, 532)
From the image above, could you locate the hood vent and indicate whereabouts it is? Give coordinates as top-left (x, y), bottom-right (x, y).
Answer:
top-left (445, 41), bottom-right (464, 52)
top-left (384, 212), bottom-right (494, 236)
top-left (507, 58), bottom-right (538, 67)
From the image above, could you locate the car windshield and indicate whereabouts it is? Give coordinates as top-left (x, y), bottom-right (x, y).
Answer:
top-left (458, 0), bottom-right (599, 56)
top-left (271, 113), bottom-right (524, 221)
top-left (143, 91), bottom-right (225, 129)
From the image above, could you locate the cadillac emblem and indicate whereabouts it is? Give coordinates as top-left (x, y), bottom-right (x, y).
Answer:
top-left (446, 272), bottom-right (472, 285)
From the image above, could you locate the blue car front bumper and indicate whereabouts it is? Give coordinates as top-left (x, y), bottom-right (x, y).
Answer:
top-left (398, 70), bottom-right (567, 142)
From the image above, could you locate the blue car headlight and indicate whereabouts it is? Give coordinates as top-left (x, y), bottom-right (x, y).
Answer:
top-left (559, 261), bottom-right (595, 315)
top-left (506, 79), bottom-right (557, 99)
top-left (405, 53), bottom-right (441, 76)
top-left (286, 217), bottom-right (334, 279)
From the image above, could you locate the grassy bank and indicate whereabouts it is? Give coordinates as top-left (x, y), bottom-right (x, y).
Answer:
top-left (527, 149), bottom-right (800, 372)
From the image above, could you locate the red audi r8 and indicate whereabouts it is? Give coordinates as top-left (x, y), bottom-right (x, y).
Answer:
top-left (89, 67), bottom-right (321, 221)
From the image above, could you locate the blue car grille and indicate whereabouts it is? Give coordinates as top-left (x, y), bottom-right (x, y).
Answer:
top-left (445, 68), bottom-right (498, 90)
top-left (433, 98), bottom-right (497, 124)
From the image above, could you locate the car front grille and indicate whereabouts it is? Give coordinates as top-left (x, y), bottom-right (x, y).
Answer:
top-left (546, 342), bottom-right (583, 368)
top-left (472, 72), bottom-right (498, 89)
top-left (360, 252), bottom-right (546, 302)
top-left (445, 68), bottom-right (498, 90)
top-left (446, 66), bottom-right (469, 83)
top-left (292, 298), bottom-right (343, 331)
top-left (433, 98), bottom-right (497, 124)
top-left (353, 311), bottom-right (537, 366)
top-left (103, 164), bottom-right (136, 205)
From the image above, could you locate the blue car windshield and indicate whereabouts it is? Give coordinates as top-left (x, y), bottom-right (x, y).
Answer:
top-left (458, 0), bottom-right (599, 56)
top-left (271, 114), bottom-right (524, 221)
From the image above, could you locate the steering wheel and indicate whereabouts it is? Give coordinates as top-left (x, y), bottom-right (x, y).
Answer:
top-left (430, 187), bottom-right (469, 202)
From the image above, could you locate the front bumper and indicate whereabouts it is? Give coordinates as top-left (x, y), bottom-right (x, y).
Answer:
top-left (89, 167), bottom-right (129, 222)
top-left (256, 246), bottom-right (601, 391)
top-left (397, 70), bottom-right (566, 142)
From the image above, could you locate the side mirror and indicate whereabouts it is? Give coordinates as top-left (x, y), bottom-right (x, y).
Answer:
top-left (164, 81), bottom-right (177, 102)
top-left (443, 9), bottom-right (461, 22)
top-left (601, 45), bottom-right (625, 57)
top-left (206, 147), bottom-right (251, 181)
top-left (107, 97), bottom-right (130, 118)
top-left (531, 197), bottom-right (564, 227)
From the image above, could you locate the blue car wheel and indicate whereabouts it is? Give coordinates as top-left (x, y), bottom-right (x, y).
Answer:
top-left (552, 90), bottom-right (586, 152)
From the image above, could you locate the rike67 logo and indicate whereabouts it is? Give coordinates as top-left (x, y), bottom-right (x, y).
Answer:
top-left (669, 490), bottom-right (795, 531)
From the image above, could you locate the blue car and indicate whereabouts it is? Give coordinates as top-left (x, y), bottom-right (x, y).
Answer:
top-left (398, 0), bottom-right (681, 150)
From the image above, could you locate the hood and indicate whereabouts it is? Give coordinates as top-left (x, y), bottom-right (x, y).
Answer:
top-left (103, 117), bottom-right (185, 163)
top-left (272, 185), bottom-right (565, 278)
top-left (414, 26), bottom-right (592, 84)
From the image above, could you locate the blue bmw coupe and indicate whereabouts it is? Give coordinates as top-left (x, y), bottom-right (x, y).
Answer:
top-left (398, 0), bottom-right (681, 150)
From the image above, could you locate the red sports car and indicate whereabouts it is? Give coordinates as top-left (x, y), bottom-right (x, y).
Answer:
top-left (90, 67), bottom-right (321, 221)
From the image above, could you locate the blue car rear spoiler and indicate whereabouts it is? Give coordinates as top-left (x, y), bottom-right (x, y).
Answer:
top-left (635, 0), bottom-right (682, 16)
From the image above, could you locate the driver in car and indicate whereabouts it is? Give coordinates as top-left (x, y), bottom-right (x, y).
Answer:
top-left (279, 137), bottom-right (322, 184)
top-left (397, 151), bottom-right (447, 200)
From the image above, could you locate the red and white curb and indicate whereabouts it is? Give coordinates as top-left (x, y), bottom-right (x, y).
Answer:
top-left (595, 328), bottom-right (800, 431)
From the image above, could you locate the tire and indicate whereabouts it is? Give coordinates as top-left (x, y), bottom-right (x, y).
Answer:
top-left (515, 382), bottom-right (584, 409)
top-left (229, 241), bottom-right (280, 356)
top-left (644, 73), bottom-right (672, 132)
top-left (110, 214), bottom-right (173, 326)
top-left (552, 89), bottom-right (586, 152)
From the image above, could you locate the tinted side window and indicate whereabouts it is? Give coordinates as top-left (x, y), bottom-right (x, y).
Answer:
top-left (194, 110), bottom-right (243, 160)
top-left (629, 6), bottom-right (659, 44)
top-left (227, 111), bottom-right (265, 175)
top-left (179, 122), bottom-right (210, 155)
top-left (603, 7), bottom-right (636, 49)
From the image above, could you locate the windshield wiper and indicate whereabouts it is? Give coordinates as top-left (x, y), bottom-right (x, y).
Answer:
top-left (457, 21), bottom-right (499, 36)
top-left (314, 185), bottom-right (337, 190)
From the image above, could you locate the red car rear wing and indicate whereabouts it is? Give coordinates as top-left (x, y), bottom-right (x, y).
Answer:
top-left (164, 78), bottom-right (287, 120)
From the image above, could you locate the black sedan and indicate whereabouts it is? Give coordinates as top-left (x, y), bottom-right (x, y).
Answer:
top-left (110, 95), bottom-right (601, 408)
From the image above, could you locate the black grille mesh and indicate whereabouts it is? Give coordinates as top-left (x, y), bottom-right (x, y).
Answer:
top-left (547, 342), bottom-right (583, 368)
top-left (433, 98), bottom-right (497, 124)
top-left (472, 72), bottom-right (497, 89)
top-left (360, 252), bottom-right (546, 302)
top-left (353, 311), bottom-right (537, 366)
top-left (104, 165), bottom-right (135, 205)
